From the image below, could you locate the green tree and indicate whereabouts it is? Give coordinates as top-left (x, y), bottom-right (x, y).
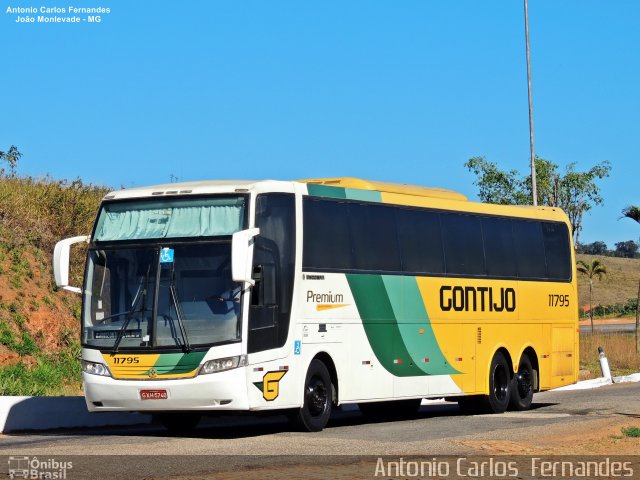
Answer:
top-left (576, 259), bottom-right (607, 333)
top-left (465, 157), bottom-right (611, 244)
top-left (577, 241), bottom-right (608, 255)
top-left (0, 145), bottom-right (22, 177)
top-left (614, 240), bottom-right (639, 258)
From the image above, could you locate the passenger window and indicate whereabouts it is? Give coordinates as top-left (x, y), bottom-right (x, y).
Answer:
top-left (303, 198), bottom-right (352, 270)
top-left (513, 220), bottom-right (546, 279)
top-left (349, 203), bottom-right (401, 272)
top-left (542, 222), bottom-right (571, 280)
top-left (441, 213), bottom-right (485, 276)
top-left (397, 208), bottom-right (445, 274)
top-left (482, 217), bottom-right (517, 277)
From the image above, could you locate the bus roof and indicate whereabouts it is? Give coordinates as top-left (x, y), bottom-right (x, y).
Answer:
top-left (300, 177), bottom-right (570, 224)
top-left (102, 177), bottom-right (570, 224)
top-left (300, 177), bottom-right (468, 201)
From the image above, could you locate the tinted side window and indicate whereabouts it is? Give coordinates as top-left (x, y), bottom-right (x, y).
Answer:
top-left (482, 217), bottom-right (517, 277)
top-left (513, 220), bottom-right (546, 279)
top-left (542, 222), bottom-right (571, 280)
top-left (349, 203), bottom-right (401, 271)
top-left (441, 213), bottom-right (485, 275)
top-left (303, 198), bottom-right (352, 270)
top-left (397, 208), bottom-right (445, 274)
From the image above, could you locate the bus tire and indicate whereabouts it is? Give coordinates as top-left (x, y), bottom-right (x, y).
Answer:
top-left (290, 359), bottom-right (332, 432)
top-left (155, 412), bottom-right (201, 434)
top-left (359, 399), bottom-right (422, 419)
top-left (485, 351), bottom-right (512, 413)
top-left (509, 355), bottom-right (534, 411)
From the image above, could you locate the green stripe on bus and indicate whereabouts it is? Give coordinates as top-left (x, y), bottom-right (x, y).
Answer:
top-left (153, 351), bottom-right (206, 375)
top-left (347, 274), bottom-right (458, 377)
top-left (306, 184), bottom-right (382, 203)
top-left (382, 276), bottom-right (459, 375)
top-left (306, 184), bottom-right (347, 199)
top-left (344, 188), bottom-right (382, 202)
top-left (346, 274), bottom-right (411, 376)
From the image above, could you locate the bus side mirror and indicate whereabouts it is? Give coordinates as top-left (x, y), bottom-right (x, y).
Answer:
top-left (53, 235), bottom-right (90, 294)
top-left (232, 228), bottom-right (260, 286)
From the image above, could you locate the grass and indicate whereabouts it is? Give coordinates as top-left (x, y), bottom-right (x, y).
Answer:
top-left (580, 332), bottom-right (640, 377)
top-left (0, 350), bottom-right (81, 396)
top-left (622, 427), bottom-right (640, 438)
top-left (576, 254), bottom-right (640, 308)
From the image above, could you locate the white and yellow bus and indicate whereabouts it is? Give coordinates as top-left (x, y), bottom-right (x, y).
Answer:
top-left (53, 177), bottom-right (578, 432)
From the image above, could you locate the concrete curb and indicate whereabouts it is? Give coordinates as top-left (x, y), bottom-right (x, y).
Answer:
top-left (550, 372), bottom-right (640, 391)
top-left (0, 396), bottom-right (151, 433)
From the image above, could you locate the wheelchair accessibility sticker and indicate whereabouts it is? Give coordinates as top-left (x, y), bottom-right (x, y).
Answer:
top-left (160, 248), bottom-right (174, 263)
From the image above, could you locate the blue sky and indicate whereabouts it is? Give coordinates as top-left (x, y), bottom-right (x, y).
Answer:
top-left (1, 1), bottom-right (638, 247)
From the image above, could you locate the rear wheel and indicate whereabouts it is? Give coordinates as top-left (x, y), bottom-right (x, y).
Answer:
top-left (485, 351), bottom-right (512, 413)
top-left (509, 355), bottom-right (534, 411)
top-left (155, 412), bottom-right (201, 434)
top-left (290, 359), bottom-right (333, 432)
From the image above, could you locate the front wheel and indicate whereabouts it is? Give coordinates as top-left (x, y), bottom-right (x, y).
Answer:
top-left (289, 359), bottom-right (333, 432)
top-left (509, 355), bottom-right (534, 411)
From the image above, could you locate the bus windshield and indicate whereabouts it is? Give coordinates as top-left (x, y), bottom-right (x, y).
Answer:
top-left (82, 243), bottom-right (242, 350)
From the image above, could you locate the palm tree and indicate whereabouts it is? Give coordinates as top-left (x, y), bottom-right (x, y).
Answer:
top-left (622, 205), bottom-right (640, 224)
top-left (577, 259), bottom-right (607, 333)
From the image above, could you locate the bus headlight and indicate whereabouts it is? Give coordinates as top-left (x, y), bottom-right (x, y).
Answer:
top-left (199, 355), bottom-right (247, 375)
top-left (81, 360), bottom-right (112, 377)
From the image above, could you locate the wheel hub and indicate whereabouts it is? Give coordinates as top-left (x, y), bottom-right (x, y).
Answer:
top-left (306, 377), bottom-right (328, 416)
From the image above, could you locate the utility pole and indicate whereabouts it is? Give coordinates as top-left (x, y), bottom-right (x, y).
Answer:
top-left (524, 0), bottom-right (538, 206)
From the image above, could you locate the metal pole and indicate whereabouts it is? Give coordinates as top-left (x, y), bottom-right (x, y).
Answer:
top-left (524, 0), bottom-right (537, 206)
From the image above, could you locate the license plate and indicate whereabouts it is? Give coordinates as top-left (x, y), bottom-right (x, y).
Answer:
top-left (140, 389), bottom-right (168, 400)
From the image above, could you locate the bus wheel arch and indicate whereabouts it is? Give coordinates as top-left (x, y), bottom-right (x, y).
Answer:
top-left (290, 353), bottom-right (336, 432)
top-left (313, 351), bottom-right (338, 404)
top-left (509, 347), bottom-right (538, 411)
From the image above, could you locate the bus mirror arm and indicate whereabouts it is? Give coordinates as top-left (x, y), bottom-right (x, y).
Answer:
top-left (53, 235), bottom-right (90, 294)
top-left (231, 228), bottom-right (260, 287)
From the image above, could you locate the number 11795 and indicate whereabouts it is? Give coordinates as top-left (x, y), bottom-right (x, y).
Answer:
top-left (548, 294), bottom-right (569, 307)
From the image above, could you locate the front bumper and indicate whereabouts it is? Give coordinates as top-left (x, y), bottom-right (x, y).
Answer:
top-left (83, 366), bottom-right (249, 412)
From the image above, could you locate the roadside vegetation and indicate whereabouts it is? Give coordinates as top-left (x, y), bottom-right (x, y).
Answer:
top-left (621, 426), bottom-right (640, 438)
top-left (0, 151), bottom-right (108, 395)
top-left (580, 333), bottom-right (640, 378)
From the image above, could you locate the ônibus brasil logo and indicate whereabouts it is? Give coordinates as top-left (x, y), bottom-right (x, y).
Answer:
top-left (8, 456), bottom-right (73, 479)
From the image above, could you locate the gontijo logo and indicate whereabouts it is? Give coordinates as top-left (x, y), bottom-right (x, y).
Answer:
top-left (306, 290), bottom-right (350, 311)
top-left (440, 286), bottom-right (516, 312)
top-left (253, 370), bottom-right (288, 401)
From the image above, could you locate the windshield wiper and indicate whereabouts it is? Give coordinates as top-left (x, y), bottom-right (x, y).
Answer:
top-left (170, 273), bottom-right (191, 353)
top-left (112, 265), bottom-right (151, 354)
top-left (95, 310), bottom-right (134, 324)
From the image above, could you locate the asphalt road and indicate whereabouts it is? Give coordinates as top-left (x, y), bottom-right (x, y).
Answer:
top-left (580, 322), bottom-right (637, 333)
top-left (1, 382), bottom-right (638, 479)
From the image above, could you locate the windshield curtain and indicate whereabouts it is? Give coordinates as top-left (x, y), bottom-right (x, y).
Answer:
top-left (94, 197), bottom-right (245, 241)
top-left (83, 243), bottom-right (241, 350)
